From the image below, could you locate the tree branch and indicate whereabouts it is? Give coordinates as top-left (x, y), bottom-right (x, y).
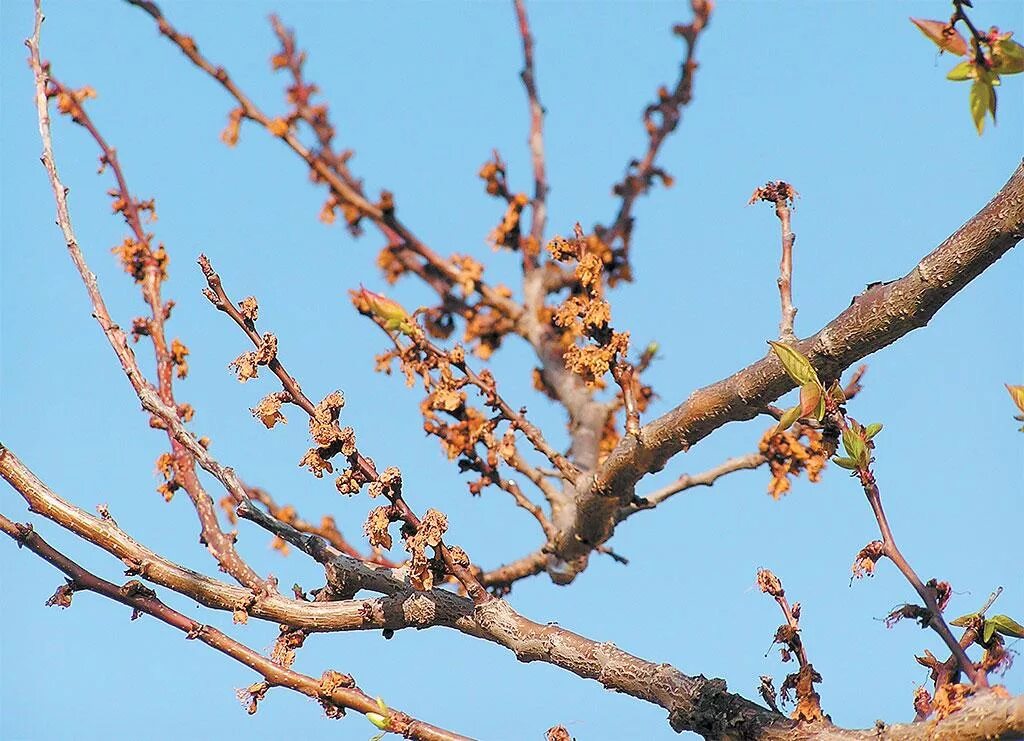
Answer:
top-left (26, 7), bottom-right (266, 591)
top-left (0, 512), bottom-right (472, 741)
top-left (554, 161), bottom-right (1024, 575)
top-left (618, 451), bottom-right (766, 522)
top-left (512, 0), bottom-right (548, 265)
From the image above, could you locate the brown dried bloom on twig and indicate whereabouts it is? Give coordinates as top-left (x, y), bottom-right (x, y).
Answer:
top-left (546, 226), bottom-right (630, 385)
top-left (759, 424), bottom-right (827, 499)
top-left (851, 541), bottom-right (884, 579)
top-left (405, 508), bottom-right (449, 591)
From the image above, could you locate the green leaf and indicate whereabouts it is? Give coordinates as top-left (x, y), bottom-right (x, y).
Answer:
top-left (910, 17), bottom-right (969, 56)
top-left (842, 428), bottom-right (865, 461)
top-left (832, 456), bottom-right (860, 470)
top-left (950, 612), bottom-right (979, 627)
top-left (768, 341), bottom-right (818, 386)
top-left (1006, 385), bottom-right (1024, 414)
top-left (366, 712), bottom-right (389, 731)
top-left (864, 423), bottom-right (883, 440)
top-left (946, 60), bottom-right (975, 81)
top-left (969, 78), bottom-right (995, 134)
top-left (989, 614), bottom-right (1024, 639)
top-left (983, 620), bottom-right (997, 644)
top-left (800, 382), bottom-right (824, 420)
top-left (828, 381), bottom-right (846, 405)
top-left (376, 697), bottom-right (389, 714)
top-left (993, 38), bottom-right (1024, 75)
top-left (775, 403), bottom-right (802, 434)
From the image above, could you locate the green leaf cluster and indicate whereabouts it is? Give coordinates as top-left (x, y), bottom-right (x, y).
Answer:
top-left (767, 341), bottom-right (848, 434)
top-left (832, 419), bottom-right (882, 471)
top-left (950, 612), bottom-right (1024, 643)
top-left (911, 18), bottom-right (1024, 134)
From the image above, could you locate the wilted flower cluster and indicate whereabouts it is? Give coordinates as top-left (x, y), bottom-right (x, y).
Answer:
top-left (758, 423), bottom-right (828, 499)
top-left (546, 227), bottom-right (630, 385)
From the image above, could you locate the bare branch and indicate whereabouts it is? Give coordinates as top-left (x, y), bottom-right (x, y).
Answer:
top-left (750, 181), bottom-right (799, 342)
top-left (620, 452), bottom-right (766, 521)
top-left (512, 0), bottom-right (548, 261)
top-left (595, 0), bottom-right (712, 281)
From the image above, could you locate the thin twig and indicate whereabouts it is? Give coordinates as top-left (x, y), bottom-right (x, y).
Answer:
top-left (26, 7), bottom-right (265, 591)
top-left (750, 181), bottom-right (799, 342)
top-left (829, 408), bottom-right (980, 685)
top-left (619, 452), bottom-right (765, 521)
top-left (595, 0), bottom-right (712, 277)
top-left (244, 485), bottom-right (396, 567)
top-left (126, 0), bottom-right (520, 323)
top-left (512, 0), bottom-right (547, 266)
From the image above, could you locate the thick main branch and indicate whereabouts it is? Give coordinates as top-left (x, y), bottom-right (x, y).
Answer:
top-left (556, 161), bottom-right (1024, 572)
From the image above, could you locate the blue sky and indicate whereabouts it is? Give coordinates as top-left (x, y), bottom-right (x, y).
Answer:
top-left (1, 1), bottom-right (1022, 739)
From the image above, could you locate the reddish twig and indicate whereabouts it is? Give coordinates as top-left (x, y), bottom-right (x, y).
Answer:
top-left (127, 0), bottom-right (520, 324)
top-left (595, 0), bottom-right (712, 279)
top-left (829, 408), bottom-right (980, 686)
top-left (27, 14), bottom-right (265, 591)
top-left (44, 74), bottom-right (257, 587)
top-left (512, 0), bottom-right (548, 266)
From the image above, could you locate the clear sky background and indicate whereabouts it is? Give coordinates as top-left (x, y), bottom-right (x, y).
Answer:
top-left (2, 1), bottom-right (1022, 739)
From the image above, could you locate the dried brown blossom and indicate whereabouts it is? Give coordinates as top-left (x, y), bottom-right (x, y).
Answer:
top-left (757, 568), bottom-right (784, 598)
top-left (230, 351), bottom-right (260, 382)
top-left (298, 448), bottom-right (334, 478)
top-left (488, 192), bottom-right (529, 249)
top-left (46, 579), bottom-right (76, 608)
top-left (364, 506), bottom-right (394, 550)
top-left (405, 508), bottom-right (448, 591)
top-left (790, 664), bottom-right (824, 722)
top-left (252, 393), bottom-right (287, 429)
top-left (933, 682), bottom-right (974, 720)
top-left (238, 296), bottom-right (259, 322)
top-left (913, 685), bottom-right (934, 720)
top-left (546, 726), bottom-right (573, 741)
top-left (851, 541), bottom-right (884, 579)
top-left (376, 246), bottom-right (407, 284)
top-left (545, 227), bottom-right (630, 384)
top-left (759, 424), bottom-right (828, 499)
top-left (220, 107), bottom-right (243, 147)
top-left (170, 338), bottom-right (190, 379)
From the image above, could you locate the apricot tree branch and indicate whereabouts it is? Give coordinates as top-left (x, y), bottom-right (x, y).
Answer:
top-left (27, 11), bottom-right (265, 591)
top-left (513, 0), bottom-right (547, 262)
top-left (197, 256), bottom-right (490, 603)
top-left (595, 0), bottom-right (712, 278)
top-left (126, 0), bottom-right (520, 323)
top-left (4, 401), bottom-right (1021, 738)
top-left (0, 512), bottom-right (472, 741)
top-left (561, 161), bottom-right (1024, 577)
top-left (619, 452), bottom-right (766, 521)
top-left (751, 181), bottom-right (799, 342)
